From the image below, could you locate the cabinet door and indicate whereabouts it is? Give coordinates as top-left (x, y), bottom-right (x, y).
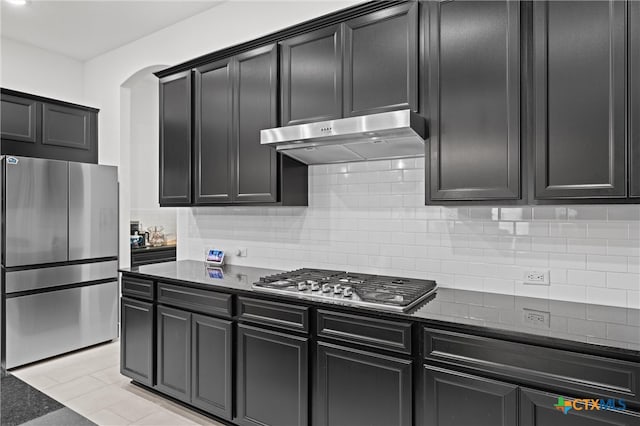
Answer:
top-left (343, 2), bottom-right (418, 117)
top-left (191, 314), bottom-right (232, 420)
top-left (280, 25), bottom-right (343, 126)
top-left (315, 342), bottom-right (412, 426)
top-left (236, 324), bottom-right (308, 426)
top-left (423, 365), bottom-right (518, 426)
top-left (520, 388), bottom-right (640, 426)
top-left (0, 94), bottom-right (38, 143)
top-left (159, 71), bottom-right (192, 206)
top-left (120, 297), bottom-right (154, 386)
top-left (42, 103), bottom-right (91, 150)
top-left (427, 0), bottom-right (521, 202)
top-left (194, 58), bottom-right (234, 204)
top-left (234, 44), bottom-right (278, 203)
top-left (533, 1), bottom-right (626, 200)
top-left (631, 1), bottom-right (640, 198)
top-left (156, 305), bottom-right (191, 401)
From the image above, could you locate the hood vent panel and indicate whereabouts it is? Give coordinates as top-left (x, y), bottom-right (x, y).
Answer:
top-left (260, 110), bottom-right (427, 165)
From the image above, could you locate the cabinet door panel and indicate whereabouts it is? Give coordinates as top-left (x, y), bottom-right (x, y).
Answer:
top-left (236, 324), bottom-right (308, 426)
top-left (520, 388), bottom-right (640, 426)
top-left (423, 365), bottom-right (518, 426)
top-left (0, 94), bottom-right (38, 143)
top-left (191, 314), bottom-right (232, 420)
top-left (159, 71), bottom-right (192, 205)
top-left (344, 2), bottom-right (418, 116)
top-left (194, 59), bottom-right (234, 204)
top-left (42, 103), bottom-right (91, 150)
top-left (427, 0), bottom-right (520, 202)
top-left (156, 306), bottom-right (191, 401)
top-left (281, 25), bottom-right (343, 125)
top-left (234, 44), bottom-right (278, 203)
top-left (534, 1), bottom-right (626, 199)
top-left (315, 342), bottom-right (412, 426)
top-left (120, 297), bottom-right (154, 386)
top-left (631, 1), bottom-right (640, 198)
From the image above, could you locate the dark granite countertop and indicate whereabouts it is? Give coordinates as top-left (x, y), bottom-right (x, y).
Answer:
top-left (121, 260), bottom-right (640, 359)
top-left (130, 244), bottom-right (177, 253)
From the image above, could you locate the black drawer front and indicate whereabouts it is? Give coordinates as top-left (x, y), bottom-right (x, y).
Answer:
top-left (122, 275), bottom-right (154, 301)
top-left (317, 310), bottom-right (412, 354)
top-left (424, 328), bottom-right (640, 406)
top-left (237, 297), bottom-right (309, 333)
top-left (157, 282), bottom-right (231, 318)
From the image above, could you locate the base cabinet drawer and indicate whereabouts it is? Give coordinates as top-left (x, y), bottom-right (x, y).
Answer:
top-left (236, 324), bottom-right (308, 426)
top-left (520, 388), bottom-right (640, 426)
top-left (315, 342), bottom-right (412, 426)
top-left (120, 297), bottom-right (154, 386)
top-left (422, 365), bottom-right (518, 426)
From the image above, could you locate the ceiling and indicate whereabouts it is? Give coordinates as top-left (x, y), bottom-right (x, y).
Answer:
top-left (1, 0), bottom-right (223, 61)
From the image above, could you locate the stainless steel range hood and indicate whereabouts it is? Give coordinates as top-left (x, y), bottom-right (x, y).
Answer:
top-left (260, 110), bottom-right (427, 165)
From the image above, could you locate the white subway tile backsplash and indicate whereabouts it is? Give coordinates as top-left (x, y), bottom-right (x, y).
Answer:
top-left (178, 160), bottom-right (640, 308)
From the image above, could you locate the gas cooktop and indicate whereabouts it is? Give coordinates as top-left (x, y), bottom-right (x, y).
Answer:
top-left (252, 268), bottom-right (437, 312)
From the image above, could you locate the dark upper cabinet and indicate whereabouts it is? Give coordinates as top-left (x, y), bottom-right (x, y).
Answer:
top-left (194, 58), bottom-right (234, 204)
top-left (344, 2), bottom-right (418, 117)
top-left (280, 25), bottom-right (343, 126)
top-left (426, 0), bottom-right (521, 203)
top-left (156, 305), bottom-right (191, 402)
top-left (42, 103), bottom-right (91, 151)
top-left (520, 388), bottom-right (640, 426)
top-left (234, 44), bottom-right (278, 203)
top-left (236, 324), bottom-right (308, 426)
top-left (1, 89), bottom-right (98, 163)
top-left (533, 0), bottom-right (627, 200)
top-left (191, 314), bottom-right (232, 420)
top-left (0, 94), bottom-right (38, 143)
top-left (423, 365), bottom-right (518, 426)
top-left (120, 297), bottom-right (154, 387)
top-left (159, 71), bottom-right (192, 206)
top-left (631, 0), bottom-right (640, 198)
top-left (315, 342), bottom-right (412, 426)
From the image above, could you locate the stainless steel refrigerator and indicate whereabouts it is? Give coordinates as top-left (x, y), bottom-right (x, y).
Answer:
top-left (1, 155), bottom-right (119, 369)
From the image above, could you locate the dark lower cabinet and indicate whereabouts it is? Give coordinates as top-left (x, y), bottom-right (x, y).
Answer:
top-left (631, 0), bottom-right (640, 198)
top-left (120, 297), bottom-right (154, 387)
top-left (159, 71), bottom-right (192, 206)
top-left (533, 0), bottom-right (627, 200)
top-left (156, 305), bottom-right (191, 402)
top-left (520, 388), bottom-right (640, 426)
top-left (191, 314), bottom-right (232, 420)
top-left (236, 324), bottom-right (309, 426)
top-left (343, 2), bottom-right (418, 117)
top-left (422, 365), bottom-right (518, 426)
top-left (426, 0), bottom-right (521, 202)
top-left (315, 342), bottom-right (412, 426)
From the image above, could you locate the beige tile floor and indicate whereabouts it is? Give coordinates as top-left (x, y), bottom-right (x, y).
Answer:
top-left (11, 341), bottom-right (225, 426)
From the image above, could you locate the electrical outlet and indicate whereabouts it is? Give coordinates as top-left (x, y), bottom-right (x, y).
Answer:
top-left (523, 309), bottom-right (550, 328)
top-left (523, 269), bottom-right (550, 285)
top-left (236, 247), bottom-right (248, 257)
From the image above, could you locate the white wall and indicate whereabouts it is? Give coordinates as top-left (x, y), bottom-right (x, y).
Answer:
top-left (0, 37), bottom-right (85, 104)
top-left (81, 0), bottom-right (362, 265)
top-left (179, 159), bottom-right (640, 309)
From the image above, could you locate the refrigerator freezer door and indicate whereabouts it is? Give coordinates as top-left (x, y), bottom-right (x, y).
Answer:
top-left (5, 281), bottom-right (118, 369)
top-left (4, 156), bottom-right (69, 267)
top-left (69, 162), bottom-right (118, 260)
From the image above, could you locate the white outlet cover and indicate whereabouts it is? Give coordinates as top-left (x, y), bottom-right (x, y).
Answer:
top-left (523, 269), bottom-right (550, 285)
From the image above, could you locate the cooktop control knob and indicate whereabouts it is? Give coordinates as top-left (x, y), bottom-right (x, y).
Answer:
top-left (297, 281), bottom-right (308, 291)
top-left (333, 284), bottom-right (342, 294)
top-left (321, 283), bottom-right (332, 293)
top-left (309, 280), bottom-right (320, 291)
top-left (342, 286), bottom-right (353, 297)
